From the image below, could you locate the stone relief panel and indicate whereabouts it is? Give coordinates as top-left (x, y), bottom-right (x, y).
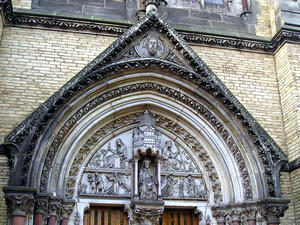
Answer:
top-left (78, 116), bottom-right (207, 200)
top-left (160, 140), bottom-right (207, 199)
top-left (161, 175), bottom-right (207, 199)
top-left (80, 172), bottom-right (131, 196)
top-left (87, 138), bottom-right (129, 169)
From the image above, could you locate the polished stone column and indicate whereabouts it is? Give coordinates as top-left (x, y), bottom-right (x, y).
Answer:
top-left (133, 157), bottom-right (139, 197)
top-left (156, 157), bottom-right (162, 197)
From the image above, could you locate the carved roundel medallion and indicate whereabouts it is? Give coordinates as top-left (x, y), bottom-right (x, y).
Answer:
top-left (135, 34), bottom-right (168, 58)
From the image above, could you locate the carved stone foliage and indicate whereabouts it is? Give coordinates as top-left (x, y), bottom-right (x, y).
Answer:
top-left (5, 193), bottom-right (34, 217)
top-left (130, 201), bottom-right (164, 225)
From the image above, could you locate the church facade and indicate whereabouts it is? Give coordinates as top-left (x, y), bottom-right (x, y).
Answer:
top-left (0, 0), bottom-right (300, 224)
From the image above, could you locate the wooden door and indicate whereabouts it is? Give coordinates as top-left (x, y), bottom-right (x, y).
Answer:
top-left (83, 206), bottom-right (128, 225)
top-left (160, 209), bottom-right (197, 225)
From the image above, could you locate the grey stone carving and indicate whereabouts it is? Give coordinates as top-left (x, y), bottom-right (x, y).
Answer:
top-left (139, 159), bottom-right (158, 200)
top-left (66, 110), bottom-right (221, 202)
top-left (205, 216), bottom-right (211, 225)
top-left (133, 109), bottom-right (161, 156)
top-left (161, 175), bottom-right (207, 199)
top-left (162, 141), bottom-right (195, 172)
top-left (136, 34), bottom-right (167, 58)
top-left (80, 172), bottom-right (131, 196)
top-left (88, 138), bottom-right (127, 169)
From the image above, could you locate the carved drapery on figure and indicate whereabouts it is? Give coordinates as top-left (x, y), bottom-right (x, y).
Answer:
top-left (139, 159), bottom-right (158, 200)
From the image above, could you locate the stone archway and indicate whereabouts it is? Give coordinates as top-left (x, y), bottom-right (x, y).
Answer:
top-left (2, 10), bottom-right (289, 225)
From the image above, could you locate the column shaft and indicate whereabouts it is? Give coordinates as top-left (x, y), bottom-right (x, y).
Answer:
top-left (12, 216), bottom-right (26, 225)
top-left (34, 213), bottom-right (43, 225)
top-left (48, 215), bottom-right (57, 225)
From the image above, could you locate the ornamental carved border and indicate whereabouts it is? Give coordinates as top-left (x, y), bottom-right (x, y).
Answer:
top-left (65, 111), bottom-right (222, 202)
top-left (1, 0), bottom-right (300, 53)
top-left (40, 82), bottom-right (254, 201)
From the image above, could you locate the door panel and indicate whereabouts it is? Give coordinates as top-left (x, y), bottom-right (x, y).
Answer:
top-left (84, 206), bottom-right (128, 225)
top-left (160, 209), bottom-right (197, 225)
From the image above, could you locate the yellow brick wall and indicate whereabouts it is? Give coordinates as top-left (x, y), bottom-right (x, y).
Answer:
top-left (275, 43), bottom-right (300, 224)
top-left (269, 0), bottom-right (283, 36)
top-left (275, 44), bottom-right (300, 162)
top-left (0, 27), bottom-right (116, 143)
top-left (0, 26), bottom-right (297, 223)
top-left (12, 0), bottom-right (31, 9)
top-left (255, 0), bottom-right (272, 38)
top-left (193, 45), bottom-right (286, 150)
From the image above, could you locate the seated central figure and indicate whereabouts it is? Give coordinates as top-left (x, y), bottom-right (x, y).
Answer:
top-left (139, 159), bottom-right (157, 200)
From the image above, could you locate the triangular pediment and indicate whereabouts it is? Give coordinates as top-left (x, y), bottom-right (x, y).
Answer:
top-left (3, 10), bottom-right (288, 193)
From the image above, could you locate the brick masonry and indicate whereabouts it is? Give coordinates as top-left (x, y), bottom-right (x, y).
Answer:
top-left (275, 43), bottom-right (300, 224)
top-left (0, 0), bottom-right (300, 222)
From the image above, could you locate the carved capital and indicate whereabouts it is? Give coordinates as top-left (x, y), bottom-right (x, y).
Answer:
top-left (245, 206), bottom-right (257, 220)
top-left (231, 209), bottom-right (242, 222)
top-left (258, 198), bottom-right (290, 224)
top-left (48, 198), bottom-right (62, 217)
top-left (131, 200), bottom-right (164, 225)
top-left (35, 196), bottom-right (49, 215)
top-left (5, 193), bottom-right (34, 217)
top-left (212, 210), bottom-right (226, 223)
top-left (61, 201), bottom-right (75, 219)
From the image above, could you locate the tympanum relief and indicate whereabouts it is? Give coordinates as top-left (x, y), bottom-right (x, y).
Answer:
top-left (79, 111), bottom-right (207, 201)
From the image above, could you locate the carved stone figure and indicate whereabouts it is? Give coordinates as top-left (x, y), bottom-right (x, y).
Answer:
top-left (104, 173), bottom-right (131, 195)
top-left (147, 35), bottom-right (159, 55)
top-left (136, 34), bottom-right (167, 58)
top-left (162, 141), bottom-right (181, 170)
top-left (186, 175), bottom-right (196, 196)
top-left (139, 159), bottom-right (157, 200)
top-left (89, 138), bottom-right (127, 169)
